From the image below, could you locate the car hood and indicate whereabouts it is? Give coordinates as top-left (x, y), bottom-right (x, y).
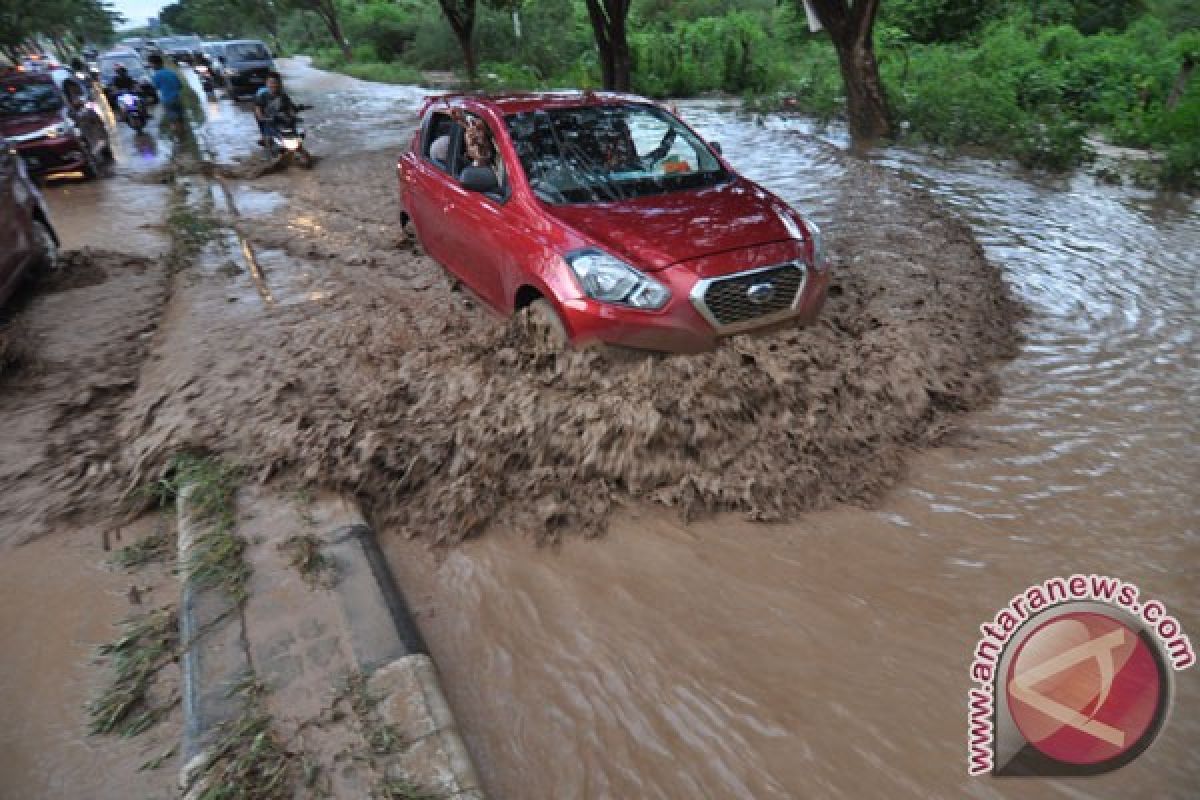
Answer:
top-left (0, 110), bottom-right (64, 138)
top-left (542, 178), bottom-right (799, 271)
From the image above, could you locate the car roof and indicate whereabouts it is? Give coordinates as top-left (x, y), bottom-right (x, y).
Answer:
top-left (223, 39), bottom-right (268, 46)
top-left (423, 90), bottom-right (654, 117)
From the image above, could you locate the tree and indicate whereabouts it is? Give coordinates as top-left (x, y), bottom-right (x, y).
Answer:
top-left (436, 0), bottom-right (477, 83)
top-left (280, 0), bottom-right (350, 58)
top-left (584, 0), bottom-right (631, 91)
top-left (800, 0), bottom-right (891, 142)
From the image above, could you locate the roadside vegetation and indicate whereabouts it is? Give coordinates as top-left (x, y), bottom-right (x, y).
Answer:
top-left (6, 0), bottom-right (1194, 185)
top-left (140, 0), bottom-right (1197, 188)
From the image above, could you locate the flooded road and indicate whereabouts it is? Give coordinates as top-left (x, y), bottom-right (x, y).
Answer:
top-left (2, 59), bottom-right (1194, 799)
top-left (382, 106), bottom-right (1199, 796)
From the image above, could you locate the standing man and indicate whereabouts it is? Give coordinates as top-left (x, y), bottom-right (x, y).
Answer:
top-left (147, 53), bottom-right (184, 135)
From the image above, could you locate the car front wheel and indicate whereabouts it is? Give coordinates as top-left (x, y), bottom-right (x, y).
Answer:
top-left (521, 298), bottom-right (569, 351)
top-left (31, 219), bottom-right (60, 271)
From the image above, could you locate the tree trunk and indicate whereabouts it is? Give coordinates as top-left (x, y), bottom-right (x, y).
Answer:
top-left (585, 0), bottom-right (631, 91)
top-left (832, 37), bottom-right (890, 142)
top-left (1166, 55), bottom-right (1194, 112)
top-left (802, 0), bottom-right (892, 143)
top-left (455, 29), bottom-right (477, 83)
top-left (437, 1), bottom-right (478, 84)
top-left (318, 1), bottom-right (351, 59)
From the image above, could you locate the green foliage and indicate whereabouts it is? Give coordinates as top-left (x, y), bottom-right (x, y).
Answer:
top-left (879, 0), bottom-right (1001, 44)
top-left (631, 11), bottom-right (783, 96)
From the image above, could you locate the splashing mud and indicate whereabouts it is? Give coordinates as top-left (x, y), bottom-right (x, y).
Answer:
top-left (0, 250), bottom-right (169, 545)
top-left (115, 146), bottom-right (1019, 544)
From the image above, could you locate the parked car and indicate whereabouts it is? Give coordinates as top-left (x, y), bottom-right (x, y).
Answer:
top-left (397, 92), bottom-right (830, 353)
top-left (0, 72), bottom-right (111, 179)
top-left (0, 135), bottom-right (59, 306)
top-left (217, 40), bottom-right (274, 99)
top-left (97, 50), bottom-right (158, 107)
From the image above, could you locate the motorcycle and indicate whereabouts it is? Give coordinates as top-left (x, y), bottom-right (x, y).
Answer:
top-left (116, 91), bottom-right (148, 131)
top-left (263, 106), bottom-right (313, 168)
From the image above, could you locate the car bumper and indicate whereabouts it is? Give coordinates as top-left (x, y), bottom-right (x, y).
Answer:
top-left (227, 74), bottom-right (268, 93)
top-left (560, 241), bottom-right (831, 353)
top-left (12, 137), bottom-right (90, 176)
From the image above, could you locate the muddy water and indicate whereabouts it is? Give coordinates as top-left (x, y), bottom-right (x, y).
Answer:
top-left (384, 110), bottom-right (1199, 797)
top-left (0, 519), bottom-right (180, 799)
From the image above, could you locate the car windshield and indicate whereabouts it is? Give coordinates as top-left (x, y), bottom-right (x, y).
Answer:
top-left (505, 103), bottom-right (727, 204)
top-left (226, 43), bottom-right (269, 61)
top-left (0, 82), bottom-right (63, 116)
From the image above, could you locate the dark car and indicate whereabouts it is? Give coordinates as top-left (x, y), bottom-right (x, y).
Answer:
top-left (0, 73), bottom-right (111, 179)
top-left (160, 35), bottom-right (203, 65)
top-left (97, 50), bottom-right (159, 106)
top-left (218, 40), bottom-right (274, 99)
top-left (0, 135), bottom-right (59, 306)
top-left (398, 92), bottom-right (830, 353)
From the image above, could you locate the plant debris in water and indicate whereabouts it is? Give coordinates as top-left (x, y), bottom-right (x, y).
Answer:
top-left (88, 605), bottom-right (179, 736)
top-left (279, 533), bottom-right (337, 589)
top-left (151, 453), bottom-right (251, 601)
top-left (188, 678), bottom-right (296, 800)
top-left (111, 530), bottom-right (172, 569)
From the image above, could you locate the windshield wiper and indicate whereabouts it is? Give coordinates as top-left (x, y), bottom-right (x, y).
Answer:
top-left (540, 114), bottom-right (625, 203)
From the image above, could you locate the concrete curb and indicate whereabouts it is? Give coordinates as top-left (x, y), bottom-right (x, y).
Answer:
top-left (321, 506), bottom-right (484, 796)
top-left (177, 486), bottom-right (484, 797)
top-left (176, 485), bottom-right (251, 795)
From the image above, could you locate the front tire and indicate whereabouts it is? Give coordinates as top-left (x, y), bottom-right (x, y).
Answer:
top-left (31, 220), bottom-right (60, 272)
top-left (521, 298), bottom-right (569, 351)
top-left (293, 148), bottom-right (312, 169)
top-left (81, 143), bottom-right (100, 179)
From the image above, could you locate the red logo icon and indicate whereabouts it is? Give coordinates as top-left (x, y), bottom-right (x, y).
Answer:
top-left (1005, 611), bottom-right (1164, 767)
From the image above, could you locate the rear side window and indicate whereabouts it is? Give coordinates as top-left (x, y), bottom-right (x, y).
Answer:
top-left (424, 113), bottom-right (461, 173)
top-left (227, 43), bottom-right (270, 61)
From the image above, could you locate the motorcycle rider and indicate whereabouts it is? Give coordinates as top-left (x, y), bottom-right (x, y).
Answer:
top-left (112, 63), bottom-right (138, 92)
top-left (106, 63), bottom-right (139, 116)
top-left (253, 71), bottom-right (298, 147)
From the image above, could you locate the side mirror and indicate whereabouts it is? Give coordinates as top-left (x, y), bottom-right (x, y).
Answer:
top-left (218, 56), bottom-right (227, 65)
top-left (709, 141), bottom-right (723, 156)
top-left (460, 165), bottom-right (499, 195)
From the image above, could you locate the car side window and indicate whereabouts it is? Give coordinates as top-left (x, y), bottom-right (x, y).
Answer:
top-left (424, 113), bottom-right (460, 174)
top-left (458, 113), bottom-right (509, 201)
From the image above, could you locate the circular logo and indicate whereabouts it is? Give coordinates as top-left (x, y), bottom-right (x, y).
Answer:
top-left (1005, 611), bottom-right (1167, 767)
top-left (746, 282), bottom-right (775, 305)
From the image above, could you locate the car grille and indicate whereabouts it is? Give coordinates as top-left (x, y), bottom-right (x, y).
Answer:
top-left (695, 263), bottom-right (806, 328)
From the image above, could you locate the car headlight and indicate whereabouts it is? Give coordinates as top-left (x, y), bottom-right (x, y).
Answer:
top-left (38, 122), bottom-right (73, 139)
top-left (566, 249), bottom-right (670, 310)
top-left (225, 67), bottom-right (239, 77)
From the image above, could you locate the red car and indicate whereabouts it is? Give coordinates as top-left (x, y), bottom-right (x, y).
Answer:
top-left (0, 135), bottom-right (59, 306)
top-left (398, 92), bottom-right (829, 353)
top-left (0, 71), bottom-right (110, 179)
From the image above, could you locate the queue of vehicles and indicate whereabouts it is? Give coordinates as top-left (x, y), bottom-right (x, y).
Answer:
top-left (6, 46), bottom-right (830, 351)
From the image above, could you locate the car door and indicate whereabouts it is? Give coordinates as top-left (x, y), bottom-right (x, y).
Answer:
top-left (405, 112), bottom-right (462, 268)
top-left (436, 112), bottom-right (516, 311)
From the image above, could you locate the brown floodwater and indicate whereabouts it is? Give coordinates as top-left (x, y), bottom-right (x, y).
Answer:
top-left (383, 107), bottom-right (1199, 798)
top-left (0, 520), bottom-right (179, 800)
